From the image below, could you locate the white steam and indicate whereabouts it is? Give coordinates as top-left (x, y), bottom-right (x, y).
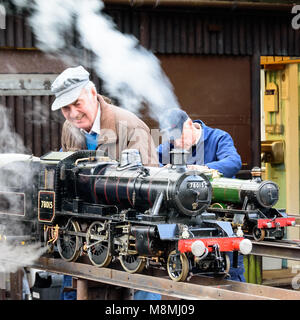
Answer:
top-left (0, 242), bottom-right (46, 273)
top-left (0, 105), bottom-right (28, 154)
top-left (24, 98), bottom-right (63, 125)
top-left (13, 0), bottom-right (180, 123)
top-left (0, 105), bottom-right (44, 274)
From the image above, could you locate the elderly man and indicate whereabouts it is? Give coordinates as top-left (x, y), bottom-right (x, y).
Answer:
top-left (51, 65), bottom-right (158, 166)
top-left (157, 108), bottom-right (245, 283)
top-left (158, 108), bottom-right (242, 177)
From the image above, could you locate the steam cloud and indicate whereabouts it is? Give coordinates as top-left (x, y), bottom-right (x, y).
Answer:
top-left (0, 105), bottom-right (28, 154)
top-left (13, 0), bottom-right (181, 125)
top-left (0, 242), bottom-right (46, 273)
top-left (0, 105), bottom-right (45, 274)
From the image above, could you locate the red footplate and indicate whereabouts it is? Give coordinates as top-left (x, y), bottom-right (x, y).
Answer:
top-left (178, 237), bottom-right (244, 253)
top-left (257, 217), bottom-right (296, 229)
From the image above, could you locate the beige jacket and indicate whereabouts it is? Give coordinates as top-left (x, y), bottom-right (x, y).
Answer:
top-left (61, 94), bottom-right (159, 166)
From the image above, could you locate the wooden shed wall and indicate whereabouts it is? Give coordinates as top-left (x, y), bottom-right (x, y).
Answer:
top-left (1, 7), bottom-right (298, 56)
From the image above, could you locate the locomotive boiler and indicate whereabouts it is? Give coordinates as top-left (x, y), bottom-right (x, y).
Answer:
top-left (207, 167), bottom-right (296, 241)
top-left (0, 149), bottom-right (252, 282)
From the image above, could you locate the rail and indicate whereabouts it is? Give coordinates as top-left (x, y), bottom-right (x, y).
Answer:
top-left (31, 256), bottom-right (300, 300)
top-left (251, 239), bottom-right (300, 260)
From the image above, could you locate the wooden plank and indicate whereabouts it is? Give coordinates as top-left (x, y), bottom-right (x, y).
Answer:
top-left (33, 96), bottom-right (42, 156)
top-left (274, 20), bottom-right (281, 56)
top-left (158, 13), bottom-right (165, 53)
top-left (15, 96), bottom-right (25, 144)
top-left (41, 95), bottom-right (50, 155)
top-left (195, 16), bottom-right (203, 54)
top-left (9, 270), bottom-right (23, 300)
top-left (139, 12), bottom-right (149, 49)
top-left (260, 19), bottom-right (268, 56)
top-left (15, 14), bottom-right (23, 48)
top-left (203, 17), bottom-right (210, 54)
top-left (224, 17), bottom-right (231, 55)
top-left (262, 268), bottom-right (297, 287)
top-left (150, 14), bottom-right (157, 53)
top-left (285, 64), bottom-right (300, 246)
top-left (24, 96), bottom-right (33, 152)
top-left (216, 17), bottom-right (224, 55)
top-left (250, 53), bottom-right (261, 167)
top-left (180, 14), bottom-right (187, 54)
top-left (285, 63), bottom-right (299, 216)
top-left (231, 17), bottom-right (238, 55)
top-left (280, 19), bottom-right (288, 56)
top-left (31, 256), bottom-right (300, 300)
top-left (131, 11), bottom-right (140, 40)
top-left (187, 15), bottom-right (195, 54)
top-left (6, 15), bottom-right (14, 48)
top-left (238, 16), bottom-right (246, 55)
top-left (166, 15), bottom-right (173, 54)
top-left (246, 16), bottom-right (253, 55)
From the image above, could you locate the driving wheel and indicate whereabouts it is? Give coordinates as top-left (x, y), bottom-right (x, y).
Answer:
top-left (86, 221), bottom-right (112, 267)
top-left (119, 254), bottom-right (145, 273)
top-left (57, 220), bottom-right (81, 262)
top-left (167, 250), bottom-right (189, 282)
top-left (252, 226), bottom-right (266, 241)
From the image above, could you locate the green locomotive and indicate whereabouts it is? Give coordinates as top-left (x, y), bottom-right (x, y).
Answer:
top-left (206, 168), bottom-right (296, 241)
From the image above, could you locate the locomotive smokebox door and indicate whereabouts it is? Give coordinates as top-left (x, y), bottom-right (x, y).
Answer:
top-left (174, 172), bottom-right (212, 216)
top-left (38, 191), bottom-right (55, 223)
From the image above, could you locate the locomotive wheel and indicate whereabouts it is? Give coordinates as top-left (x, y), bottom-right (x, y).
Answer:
top-left (223, 253), bottom-right (230, 274)
top-left (252, 226), bottom-right (266, 241)
top-left (57, 220), bottom-right (81, 262)
top-left (119, 254), bottom-right (145, 273)
top-left (274, 228), bottom-right (285, 240)
top-left (167, 250), bottom-right (189, 282)
top-left (86, 221), bottom-right (112, 267)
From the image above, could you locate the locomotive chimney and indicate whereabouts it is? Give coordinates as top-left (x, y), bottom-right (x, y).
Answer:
top-left (170, 149), bottom-right (189, 172)
top-left (251, 166), bottom-right (262, 182)
top-left (119, 149), bottom-right (142, 168)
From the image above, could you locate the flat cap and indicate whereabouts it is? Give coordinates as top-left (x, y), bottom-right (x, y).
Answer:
top-left (160, 108), bottom-right (189, 139)
top-left (51, 66), bottom-right (90, 111)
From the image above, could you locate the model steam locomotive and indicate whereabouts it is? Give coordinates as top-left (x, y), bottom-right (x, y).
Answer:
top-left (207, 168), bottom-right (296, 241)
top-left (0, 149), bottom-right (253, 282)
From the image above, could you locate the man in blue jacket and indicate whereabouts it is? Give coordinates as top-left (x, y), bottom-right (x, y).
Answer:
top-left (157, 108), bottom-right (245, 283)
top-left (158, 108), bottom-right (242, 178)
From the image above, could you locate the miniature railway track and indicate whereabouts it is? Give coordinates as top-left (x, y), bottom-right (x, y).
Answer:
top-left (250, 238), bottom-right (300, 260)
top-left (31, 256), bottom-right (300, 300)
